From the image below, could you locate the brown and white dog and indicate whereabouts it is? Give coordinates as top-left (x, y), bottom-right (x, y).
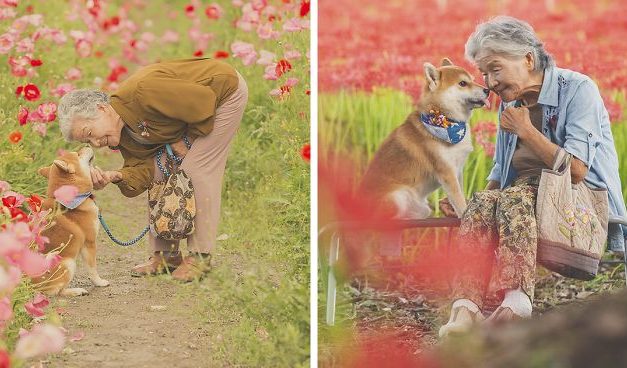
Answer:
top-left (33, 147), bottom-right (109, 296)
top-left (360, 58), bottom-right (490, 219)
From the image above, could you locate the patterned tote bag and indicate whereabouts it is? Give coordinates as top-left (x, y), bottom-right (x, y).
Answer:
top-left (148, 143), bottom-right (196, 240)
top-left (536, 148), bottom-right (609, 280)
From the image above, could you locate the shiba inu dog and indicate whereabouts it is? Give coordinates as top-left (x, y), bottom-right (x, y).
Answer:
top-left (360, 58), bottom-right (490, 219)
top-left (34, 147), bottom-right (109, 296)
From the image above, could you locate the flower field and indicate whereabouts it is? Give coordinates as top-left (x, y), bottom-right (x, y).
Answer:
top-left (319, 0), bottom-right (627, 365)
top-left (1, 0), bottom-right (310, 366)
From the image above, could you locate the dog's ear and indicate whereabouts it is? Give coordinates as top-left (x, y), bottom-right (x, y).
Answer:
top-left (441, 58), bottom-right (453, 66)
top-left (424, 62), bottom-right (440, 91)
top-left (53, 160), bottom-right (76, 174)
top-left (38, 166), bottom-right (51, 178)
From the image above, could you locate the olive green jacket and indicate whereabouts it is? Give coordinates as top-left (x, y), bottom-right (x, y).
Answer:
top-left (109, 58), bottom-right (239, 197)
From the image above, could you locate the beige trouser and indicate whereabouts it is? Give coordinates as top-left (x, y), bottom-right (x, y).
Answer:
top-left (149, 73), bottom-right (248, 254)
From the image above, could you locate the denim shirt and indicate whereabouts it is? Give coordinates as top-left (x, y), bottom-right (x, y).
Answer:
top-left (487, 67), bottom-right (626, 251)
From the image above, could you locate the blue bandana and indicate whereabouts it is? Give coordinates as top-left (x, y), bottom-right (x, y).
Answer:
top-left (419, 112), bottom-right (467, 144)
top-left (56, 192), bottom-right (93, 209)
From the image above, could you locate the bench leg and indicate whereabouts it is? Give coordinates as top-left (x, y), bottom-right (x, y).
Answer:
top-left (326, 232), bottom-right (340, 326)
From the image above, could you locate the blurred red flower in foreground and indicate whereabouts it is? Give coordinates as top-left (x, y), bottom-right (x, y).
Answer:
top-left (8, 131), bottom-right (22, 144)
top-left (300, 143), bottom-right (310, 162)
top-left (299, 1), bottom-right (310, 17)
top-left (214, 50), bottom-right (229, 58)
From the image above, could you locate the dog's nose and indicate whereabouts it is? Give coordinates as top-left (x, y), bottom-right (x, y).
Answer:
top-left (483, 88), bottom-right (490, 95)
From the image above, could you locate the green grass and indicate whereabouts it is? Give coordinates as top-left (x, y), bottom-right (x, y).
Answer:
top-left (1, 0), bottom-right (309, 365)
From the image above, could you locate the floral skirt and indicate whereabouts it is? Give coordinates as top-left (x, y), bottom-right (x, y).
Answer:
top-left (451, 177), bottom-right (539, 308)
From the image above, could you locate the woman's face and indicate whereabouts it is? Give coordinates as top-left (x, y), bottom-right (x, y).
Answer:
top-left (477, 53), bottom-right (535, 103)
top-left (72, 104), bottom-right (123, 148)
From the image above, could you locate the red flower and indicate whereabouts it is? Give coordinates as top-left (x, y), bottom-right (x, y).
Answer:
top-left (27, 194), bottom-right (42, 213)
top-left (2, 196), bottom-right (16, 208)
top-left (94, 50), bottom-right (104, 58)
top-left (300, 143), bottom-right (311, 162)
top-left (299, 1), bottom-right (310, 17)
top-left (185, 4), bottom-right (195, 17)
top-left (8, 131), bottom-right (22, 144)
top-left (193, 50), bottom-right (204, 57)
top-left (15, 85), bottom-right (23, 97)
top-left (275, 59), bottom-right (292, 78)
top-left (107, 65), bottom-right (128, 83)
top-left (305, 89), bottom-right (310, 95)
top-left (0, 349), bottom-right (9, 368)
top-left (23, 84), bottom-right (41, 101)
top-left (30, 59), bottom-right (43, 67)
top-left (18, 106), bottom-right (28, 125)
top-left (214, 50), bottom-right (229, 58)
top-left (205, 5), bottom-right (221, 19)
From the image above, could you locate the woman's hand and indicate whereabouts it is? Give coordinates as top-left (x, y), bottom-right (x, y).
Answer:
top-left (439, 197), bottom-right (458, 217)
top-left (501, 106), bottom-right (534, 139)
top-left (170, 137), bottom-right (194, 159)
top-left (90, 167), bottom-right (122, 190)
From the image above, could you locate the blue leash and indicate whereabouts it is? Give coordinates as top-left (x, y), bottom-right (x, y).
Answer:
top-left (98, 139), bottom-right (191, 247)
top-left (98, 211), bottom-right (150, 246)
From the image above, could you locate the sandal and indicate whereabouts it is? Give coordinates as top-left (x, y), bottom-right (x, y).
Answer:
top-left (438, 305), bottom-right (484, 338)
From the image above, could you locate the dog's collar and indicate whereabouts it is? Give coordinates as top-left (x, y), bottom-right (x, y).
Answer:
top-left (56, 191), bottom-right (95, 210)
top-left (419, 112), bottom-right (467, 144)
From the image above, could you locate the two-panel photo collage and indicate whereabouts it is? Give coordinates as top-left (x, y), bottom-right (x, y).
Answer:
top-left (0, 0), bottom-right (626, 367)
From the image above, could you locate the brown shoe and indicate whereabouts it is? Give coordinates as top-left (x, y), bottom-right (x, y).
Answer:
top-left (131, 252), bottom-right (183, 277)
top-left (171, 254), bottom-right (212, 282)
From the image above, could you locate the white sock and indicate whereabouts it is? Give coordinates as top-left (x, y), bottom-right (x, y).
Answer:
top-left (500, 287), bottom-right (532, 318)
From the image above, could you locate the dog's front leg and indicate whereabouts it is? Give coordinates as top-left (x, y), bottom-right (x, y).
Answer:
top-left (437, 168), bottom-right (467, 217)
top-left (81, 241), bottom-right (110, 287)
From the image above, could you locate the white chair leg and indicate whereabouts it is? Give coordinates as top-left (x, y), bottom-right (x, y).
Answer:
top-left (326, 232), bottom-right (340, 326)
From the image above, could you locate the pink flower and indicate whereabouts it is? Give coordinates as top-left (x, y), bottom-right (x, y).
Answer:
top-left (285, 77), bottom-right (299, 87)
top-left (0, 265), bottom-right (21, 295)
top-left (0, 297), bottom-right (12, 323)
top-left (32, 122), bottom-right (47, 136)
top-left (51, 83), bottom-right (75, 98)
top-left (251, 0), bottom-right (267, 11)
top-left (283, 17), bottom-right (309, 32)
top-left (284, 50), bottom-right (302, 60)
top-left (263, 64), bottom-right (278, 80)
top-left (256, 50), bottom-right (276, 66)
top-left (53, 185), bottom-right (78, 205)
top-left (18, 106), bottom-right (28, 125)
top-left (230, 41), bottom-right (257, 65)
top-left (256, 23), bottom-right (279, 40)
top-left (14, 324), bottom-right (66, 359)
top-left (65, 67), bottom-right (82, 80)
top-left (24, 293), bottom-right (50, 318)
top-left (37, 102), bottom-right (57, 123)
top-left (75, 39), bottom-right (92, 57)
top-left (0, 32), bottom-right (15, 54)
top-left (161, 30), bottom-right (179, 43)
top-left (0, 181), bottom-right (9, 194)
top-left (205, 3), bottom-right (223, 19)
top-left (15, 37), bottom-right (34, 53)
top-left (0, 8), bottom-right (17, 21)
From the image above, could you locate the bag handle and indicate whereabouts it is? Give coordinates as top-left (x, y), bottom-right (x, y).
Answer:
top-left (551, 148), bottom-right (572, 173)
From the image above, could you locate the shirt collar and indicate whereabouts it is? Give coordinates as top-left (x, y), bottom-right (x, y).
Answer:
top-left (537, 66), bottom-right (559, 107)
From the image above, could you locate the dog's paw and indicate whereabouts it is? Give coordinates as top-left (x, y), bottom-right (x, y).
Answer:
top-left (92, 278), bottom-right (110, 287)
top-left (61, 288), bottom-right (89, 297)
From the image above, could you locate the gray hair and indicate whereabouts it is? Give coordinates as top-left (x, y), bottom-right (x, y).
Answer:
top-left (465, 16), bottom-right (554, 71)
top-left (57, 89), bottom-right (110, 142)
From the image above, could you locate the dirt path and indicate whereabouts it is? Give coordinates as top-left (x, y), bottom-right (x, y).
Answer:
top-left (46, 153), bottom-right (214, 368)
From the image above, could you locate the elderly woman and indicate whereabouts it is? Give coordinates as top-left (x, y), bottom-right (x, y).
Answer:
top-left (57, 58), bottom-right (248, 282)
top-left (438, 16), bottom-right (626, 337)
